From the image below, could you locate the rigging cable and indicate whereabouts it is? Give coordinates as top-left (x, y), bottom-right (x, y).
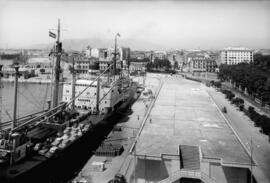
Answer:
top-left (17, 87), bottom-right (42, 110)
top-left (21, 83), bottom-right (43, 108)
top-left (42, 83), bottom-right (50, 110)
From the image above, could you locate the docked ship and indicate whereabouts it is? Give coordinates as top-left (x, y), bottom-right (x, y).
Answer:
top-left (0, 20), bottom-right (137, 182)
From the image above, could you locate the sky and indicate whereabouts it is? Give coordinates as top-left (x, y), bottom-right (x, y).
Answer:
top-left (0, 0), bottom-right (270, 50)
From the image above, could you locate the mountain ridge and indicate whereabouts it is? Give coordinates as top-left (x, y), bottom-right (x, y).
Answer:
top-left (26, 38), bottom-right (164, 51)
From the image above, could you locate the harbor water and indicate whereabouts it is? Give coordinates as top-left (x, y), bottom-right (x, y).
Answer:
top-left (1, 82), bottom-right (63, 123)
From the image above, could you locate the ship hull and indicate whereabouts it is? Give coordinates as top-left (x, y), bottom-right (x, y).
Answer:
top-left (0, 83), bottom-right (137, 183)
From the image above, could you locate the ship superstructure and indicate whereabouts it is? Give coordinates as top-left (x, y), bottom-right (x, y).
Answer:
top-left (62, 77), bottom-right (132, 114)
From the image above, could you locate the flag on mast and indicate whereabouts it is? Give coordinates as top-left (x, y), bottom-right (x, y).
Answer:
top-left (49, 31), bottom-right (56, 39)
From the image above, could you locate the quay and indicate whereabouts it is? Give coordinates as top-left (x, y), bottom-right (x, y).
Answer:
top-left (74, 74), bottom-right (261, 183)
top-left (131, 75), bottom-right (253, 183)
top-left (1, 77), bottom-right (53, 84)
top-left (73, 73), bottom-right (163, 182)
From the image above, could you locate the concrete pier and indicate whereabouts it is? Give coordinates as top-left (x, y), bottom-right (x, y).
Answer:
top-left (131, 75), bottom-right (252, 183)
top-left (74, 74), bottom-right (258, 183)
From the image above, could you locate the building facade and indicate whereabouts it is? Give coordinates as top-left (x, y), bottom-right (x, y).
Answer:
top-left (188, 55), bottom-right (217, 73)
top-left (221, 47), bottom-right (253, 65)
top-left (85, 47), bottom-right (99, 58)
top-left (74, 57), bottom-right (99, 74)
top-left (129, 62), bottom-right (147, 72)
top-left (130, 51), bottom-right (145, 60)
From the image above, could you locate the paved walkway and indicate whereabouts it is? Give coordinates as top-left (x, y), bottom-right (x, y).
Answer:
top-left (207, 86), bottom-right (270, 183)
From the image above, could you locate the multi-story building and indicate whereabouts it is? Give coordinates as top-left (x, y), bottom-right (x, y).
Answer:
top-left (85, 47), bottom-right (99, 58)
top-left (153, 51), bottom-right (167, 60)
top-left (99, 48), bottom-right (110, 60)
top-left (27, 57), bottom-right (52, 70)
top-left (129, 61), bottom-right (147, 72)
top-left (98, 47), bottom-right (130, 72)
top-left (188, 55), bottom-right (217, 73)
top-left (188, 55), bottom-right (206, 72)
top-left (0, 51), bottom-right (24, 67)
top-left (205, 59), bottom-right (217, 72)
top-left (130, 51), bottom-right (145, 60)
top-left (221, 47), bottom-right (253, 65)
top-left (74, 56), bottom-right (99, 74)
top-left (99, 60), bottom-right (121, 72)
top-left (119, 47), bottom-right (130, 62)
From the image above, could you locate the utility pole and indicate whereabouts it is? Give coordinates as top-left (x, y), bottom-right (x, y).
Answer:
top-left (12, 65), bottom-right (20, 129)
top-left (250, 138), bottom-right (253, 183)
top-left (145, 154), bottom-right (147, 183)
top-left (52, 19), bottom-right (62, 108)
top-left (134, 140), bottom-right (137, 183)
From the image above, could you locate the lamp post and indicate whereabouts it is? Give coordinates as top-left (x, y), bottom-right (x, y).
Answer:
top-left (246, 138), bottom-right (260, 183)
top-left (133, 138), bottom-right (137, 183)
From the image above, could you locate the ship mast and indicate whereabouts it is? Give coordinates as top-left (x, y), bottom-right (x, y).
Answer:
top-left (113, 33), bottom-right (120, 81)
top-left (71, 56), bottom-right (76, 110)
top-left (0, 65), bottom-right (3, 125)
top-left (12, 65), bottom-right (20, 129)
top-left (52, 19), bottom-right (62, 108)
top-left (96, 78), bottom-right (100, 114)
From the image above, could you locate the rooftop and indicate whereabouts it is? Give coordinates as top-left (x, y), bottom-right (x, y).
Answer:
top-left (223, 47), bottom-right (253, 51)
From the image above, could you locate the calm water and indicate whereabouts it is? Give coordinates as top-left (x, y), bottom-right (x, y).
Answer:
top-left (1, 82), bottom-right (63, 122)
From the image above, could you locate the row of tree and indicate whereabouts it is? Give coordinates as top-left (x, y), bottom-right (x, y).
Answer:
top-left (248, 106), bottom-right (270, 136)
top-left (146, 58), bottom-right (172, 71)
top-left (210, 80), bottom-right (221, 88)
top-left (218, 54), bottom-right (270, 104)
top-left (222, 89), bottom-right (270, 137)
top-left (222, 89), bottom-right (245, 111)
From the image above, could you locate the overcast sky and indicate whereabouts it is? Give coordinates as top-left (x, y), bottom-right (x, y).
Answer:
top-left (0, 0), bottom-right (270, 50)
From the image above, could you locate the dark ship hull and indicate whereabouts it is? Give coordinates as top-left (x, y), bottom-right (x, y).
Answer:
top-left (0, 83), bottom-right (138, 183)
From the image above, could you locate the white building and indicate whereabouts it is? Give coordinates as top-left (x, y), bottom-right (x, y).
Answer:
top-left (85, 47), bottom-right (99, 58)
top-left (221, 47), bottom-right (253, 65)
top-left (91, 48), bottom-right (99, 58)
top-left (62, 79), bottom-right (123, 114)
